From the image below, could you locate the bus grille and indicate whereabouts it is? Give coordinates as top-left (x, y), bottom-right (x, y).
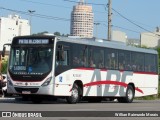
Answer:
top-left (14, 87), bottom-right (39, 93)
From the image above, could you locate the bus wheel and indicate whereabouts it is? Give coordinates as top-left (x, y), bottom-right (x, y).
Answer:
top-left (117, 85), bottom-right (135, 103)
top-left (66, 83), bottom-right (80, 104)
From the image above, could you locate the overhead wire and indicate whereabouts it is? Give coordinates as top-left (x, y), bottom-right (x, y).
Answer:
top-left (63, 0), bottom-right (105, 6)
top-left (19, 0), bottom-right (71, 9)
top-left (112, 8), bottom-right (160, 37)
top-left (112, 25), bottom-right (140, 34)
top-left (0, 6), bottom-right (70, 21)
top-left (19, 0), bottom-right (107, 14)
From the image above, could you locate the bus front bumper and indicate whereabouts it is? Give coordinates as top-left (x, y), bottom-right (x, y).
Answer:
top-left (7, 84), bottom-right (54, 96)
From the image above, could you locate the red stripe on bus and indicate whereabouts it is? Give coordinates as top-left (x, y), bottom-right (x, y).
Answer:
top-left (74, 68), bottom-right (96, 70)
top-left (134, 72), bottom-right (158, 75)
top-left (74, 67), bottom-right (158, 75)
top-left (135, 87), bottom-right (143, 94)
top-left (75, 68), bottom-right (107, 71)
top-left (83, 81), bottom-right (144, 94)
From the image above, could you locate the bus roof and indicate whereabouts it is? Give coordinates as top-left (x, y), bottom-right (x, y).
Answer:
top-left (12, 35), bottom-right (157, 54)
top-left (58, 37), bottom-right (158, 54)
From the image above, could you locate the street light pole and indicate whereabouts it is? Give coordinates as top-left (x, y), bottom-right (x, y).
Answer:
top-left (28, 10), bottom-right (35, 35)
top-left (94, 23), bottom-right (100, 38)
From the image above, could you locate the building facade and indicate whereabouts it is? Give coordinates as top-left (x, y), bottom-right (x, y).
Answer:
top-left (0, 14), bottom-right (30, 51)
top-left (140, 32), bottom-right (160, 48)
top-left (70, 0), bottom-right (94, 38)
top-left (112, 30), bottom-right (127, 43)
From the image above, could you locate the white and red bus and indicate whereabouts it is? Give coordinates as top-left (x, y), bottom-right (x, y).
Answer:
top-left (2, 35), bottom-right (159, 103)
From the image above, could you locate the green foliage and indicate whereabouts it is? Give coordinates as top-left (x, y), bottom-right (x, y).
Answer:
top-left (140, 45), bottom-right (149, 49)
top-left (32, 31), bottom-right (69, 37)
top-left (1, 60), bottom-right (8, 74)
top-left (143, 95), bottom-right (157, 100)
top-left (156, 47), bottom-right (160, 69)
top-left (32, 31), bottom-right (49, 36)
top-left (54, 32), bottom-right (61, 36)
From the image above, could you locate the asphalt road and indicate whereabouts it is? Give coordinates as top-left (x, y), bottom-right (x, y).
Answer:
top-left (0, 97), bottom-right (160, 120)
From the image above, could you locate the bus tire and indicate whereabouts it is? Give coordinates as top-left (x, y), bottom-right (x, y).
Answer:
top-left (66, 83), bottom-right (80, 104)
top-left (117, 85), bottom-right (135, 103)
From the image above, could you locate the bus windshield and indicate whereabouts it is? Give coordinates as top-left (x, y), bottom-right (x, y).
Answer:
top-left (9, 46), bottom-right (53, 75)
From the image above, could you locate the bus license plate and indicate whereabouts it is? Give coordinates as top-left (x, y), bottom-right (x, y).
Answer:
top-left (22, 91), bottom-right (31, 94)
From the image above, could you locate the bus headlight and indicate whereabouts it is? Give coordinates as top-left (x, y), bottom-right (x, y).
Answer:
top-left (42, 77), bottom-right (52, 86)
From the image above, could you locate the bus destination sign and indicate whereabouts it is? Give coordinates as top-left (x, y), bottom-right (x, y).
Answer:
top-left (18, 39), bottom-right (49, 44)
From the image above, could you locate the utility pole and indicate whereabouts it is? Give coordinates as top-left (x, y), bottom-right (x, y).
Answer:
top-left (108, 0), bottom-right (112, 41)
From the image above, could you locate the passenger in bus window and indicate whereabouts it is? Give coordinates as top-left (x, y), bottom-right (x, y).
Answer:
top-left (137, 65), bottom-right (141, 71)
top-left (146, 65), bottom-right (151, 72)
top-left (148, 65), bottom-right (151, 72)
top-left (98, 60), bottom-right (104, 68)
top-left (81, 56), bottom-right (87, 67)
top-left (73, 57), bottom-right (80, 66)
top-left (145, 65), bottom-right (148, 72)
top-left (138, 65), bottom-right (144, 71)
top-left (90, 59), bottom-right (96, 67)
top-left (110, 59), bottom-right (115, 69)
top-left (119, 63), bottom-right (124, 70)
top-left (126, 63), bottom-right (132, 70)
top-left (132, 64), bottom-right (137, 71)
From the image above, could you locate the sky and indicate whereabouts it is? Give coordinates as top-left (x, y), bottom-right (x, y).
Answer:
top-left (0, 0), bottom-right (160, 39)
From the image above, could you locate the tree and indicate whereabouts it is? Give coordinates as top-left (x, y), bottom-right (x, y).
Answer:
top-left (156, 47), bottom-right (160, 71)
top-left (62, 33), bottom-right (70, 37)
top-left (32, 31), bottom-right (49, 36)
top-left (54, 32), bottom-right (61, 36)
top-left (32, 31), bottom-right (69, 37)
top-left (1, 59), bottom-right (8, 74)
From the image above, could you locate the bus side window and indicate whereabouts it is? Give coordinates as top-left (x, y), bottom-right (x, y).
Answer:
top-left (145, 54), bottom-right (157, 73)
top-left (131, 52), bottom-right (144, 72)
top-left (56, 50), bottom-right (68, 66)
top-left (105, 48), bottom-right (118, 70)
top-left (72, 44), bottom-right (88, 67)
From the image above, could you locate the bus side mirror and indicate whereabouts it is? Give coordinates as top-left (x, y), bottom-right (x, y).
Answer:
top-left (2, 46), bottom-right (6, 57)
top-left (57, 51), bottom-right (65, 61)
top-left (57, 45), bottom-right (65, 61)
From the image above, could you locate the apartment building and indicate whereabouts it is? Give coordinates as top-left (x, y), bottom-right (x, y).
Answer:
top-left (70, 0), bottom-right (94, 38)
top-left (0, 14), bottom-right (30, 51)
